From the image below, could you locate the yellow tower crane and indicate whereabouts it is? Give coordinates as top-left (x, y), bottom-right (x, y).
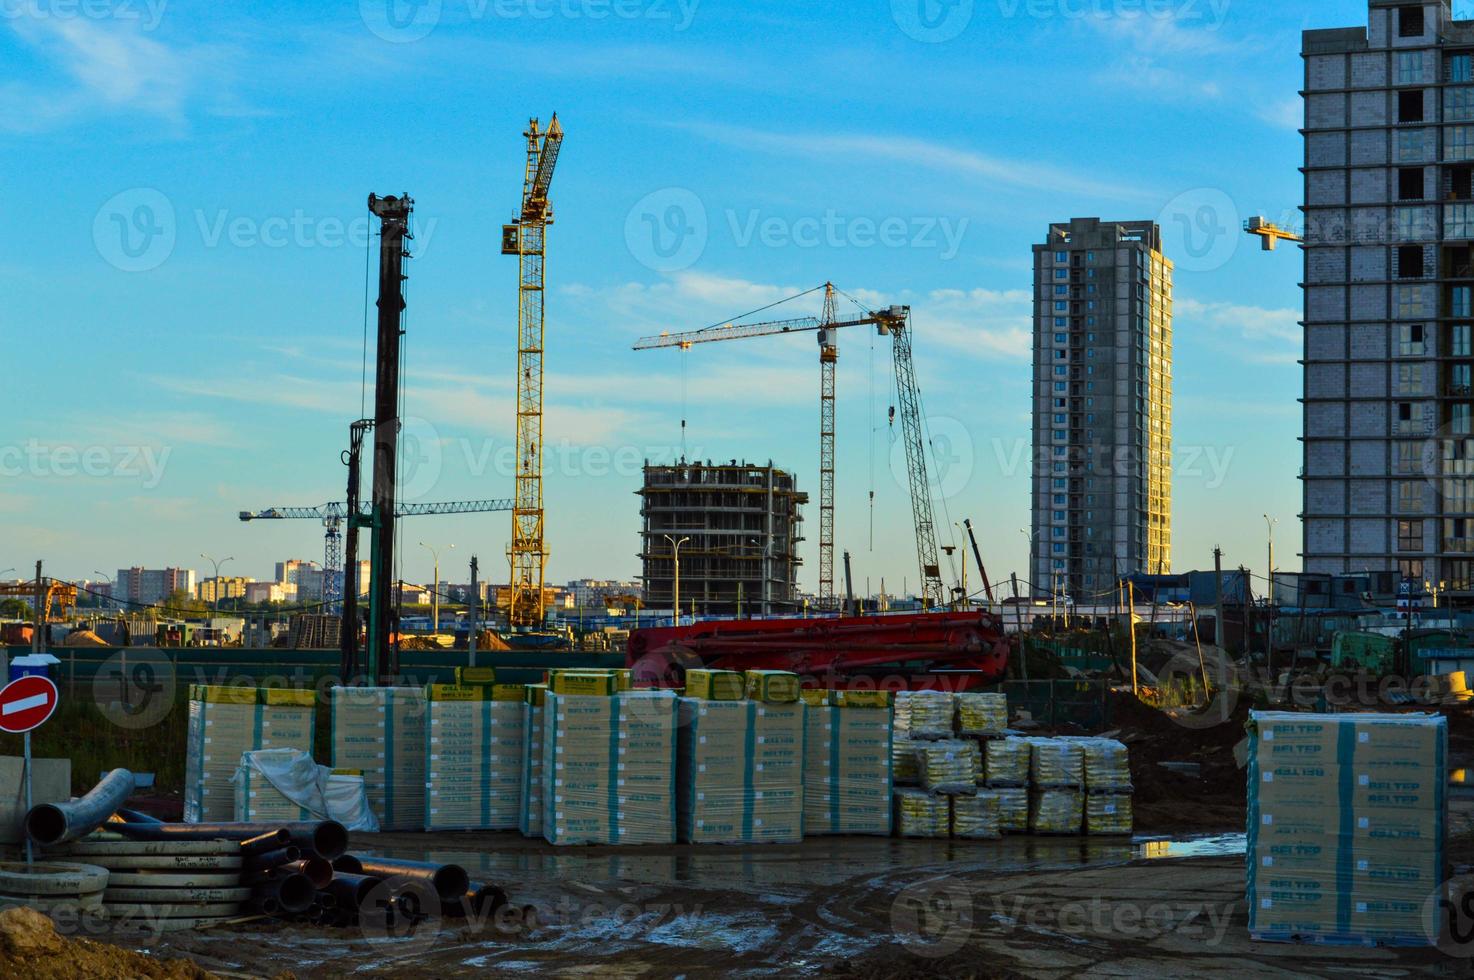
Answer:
top-left (502, 114), bottom-right (563, 629)
top-left (1244, 215), bottom-right (1303, 251)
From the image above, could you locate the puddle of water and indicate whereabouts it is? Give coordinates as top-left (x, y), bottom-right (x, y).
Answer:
top-left (1135, 833), bottom-right (1246, 860)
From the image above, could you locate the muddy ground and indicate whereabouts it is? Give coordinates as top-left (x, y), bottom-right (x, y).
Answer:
top-left (73, 817), bottom-right (1458, 979)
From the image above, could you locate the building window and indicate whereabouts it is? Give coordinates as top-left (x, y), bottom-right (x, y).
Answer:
top-left (1400, 559), bottom-right (1426, 581)
top-left (1400, 323), bottom-right (1426, 357)
top-left (1399, 402), bottom-right (1414, 422)
top-left (1399, 90), bottom-right (1425, 124)
top-left (1053, 413), bottom-right (1066, 423)
top-left (1396, 207), bottom-right (1429, 239)
top-left (1054, 269), bottom-right (1067, 279)
top-left (1455, 286), bottom-right (1474, 317)
top-left (1398, 130), bottom-right (1425, 163)
top-left (1448, 518), bottom-right (1474, 552)
top-left (1454, 323), bottom-right (1472, 356)
top-left (1398, 362), bottom-right (1424, 394)
top-left (1055, 251), bottom-right (1066, 263)
top-left (1400, 5), bottom-right (1425, 38)
top-left (1450, 204), bottom-right (1474, 239)
top-left (1399, 50), bottom-right (1424, 84)
top-left (1398, 520), bottom-right (1423, 552)
top-left (1452, 127), bottom-right (1474, 162)
top-left (1398, 286), bottom-right (1428, 318)
top-left (1398, 480), bottom-right (1424, 512)
top-left (1455, 404), bottom-right (1473, 435)
top-left (1453, 55), bottom-right (1474, 84)
top-left (1447, 87), bottom-right (1474, 121)
top-left (1398, 244), bottom-right (1425, 277)
top-left (1399, 167), bottom-right (1424, 201)
top-left (1054, 301), bottom-right (1067, 311)
top-left (1054, 382), bottom-right (1067, 392)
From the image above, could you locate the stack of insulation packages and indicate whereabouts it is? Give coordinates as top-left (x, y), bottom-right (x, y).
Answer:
top-left (541, 669), bottom-right (679, 845)
top-left (1248, 712), bottom-right (1446, 946)
top-left (801, 688), bottom-right (894, 836)
top-left (889, 691), bottom-right (1132, 838)
top-left (678, 670), bottom-right (807, 843)
top-left (891, 691), bottom-right (989, 838)
top-left (330, 686), bottom-right (428, 830)
top-left (185, 686), bottom-right (315, 822)
top-left (424, 668), bottom-right (526, 831)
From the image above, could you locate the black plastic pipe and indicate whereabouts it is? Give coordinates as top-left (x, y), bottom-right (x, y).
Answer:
top-left (239, 829), bottom-right (292, 855)
top-left (280, 857), bottom-right (333, 889)
top-left (445, 883), bottom-right (509, 919)
top-left (26, 769), bottom-right (136, 845)
top-left (245, 845), bottom-right (301, 874)
top-left (331, 854), bottom-right (363, 874)
top-left (326, 873), bottom-right (382, 910)
top-left (250, 872), bottom-right (314, 914)
top-left (112, 806), bottom-right (162, 824)
top-left (355, 858), bottom-right (469, 902)
top-left (109, 820), bottom-right (348, 859)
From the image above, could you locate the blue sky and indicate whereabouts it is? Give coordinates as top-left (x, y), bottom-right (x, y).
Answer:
top-left (0, 0), bottom-right (1372, 594)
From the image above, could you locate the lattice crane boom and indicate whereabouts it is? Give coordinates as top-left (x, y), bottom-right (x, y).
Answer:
top-left (502, 113), bottom-right (563, 629)
top-left (632, 287), bottom-right (948, 608)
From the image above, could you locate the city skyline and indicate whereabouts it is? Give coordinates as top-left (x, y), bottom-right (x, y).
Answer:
top-left (2, 1), bottom-right (1322, 596)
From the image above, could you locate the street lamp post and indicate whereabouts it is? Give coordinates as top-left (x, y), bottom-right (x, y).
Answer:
top-left (92, 571), bottom-right (113, 611)
top-left (200, 554), bottom-right (234, 615)
top-left (419, 541), bottom-right (454, 635)
top-left (663, 535), bottom-right (689, 627)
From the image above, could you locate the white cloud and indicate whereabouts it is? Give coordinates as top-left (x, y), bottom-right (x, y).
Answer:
top-left (2, 16), bottom-right (196, 131)
top-left (1176, 297), bottom-right (1301, 346)
top-left (677, 122), bottom-right (1151, 203)
top-left (1256, 97), bottom-right (1303, 131)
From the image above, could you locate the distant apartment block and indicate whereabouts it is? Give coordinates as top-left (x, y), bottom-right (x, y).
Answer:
top-left (245, 581), bottom-right (288, 604)
top-left (1302, 1), bottom-right (1474, 591)
top-left (198, 576), bottom-right (252, 604)
top-left (567, 579), bottom-right (643, 608)
top-left (1030, 218), bottom-right (1174, 599)
top-left (638, 460), bottom-right (806, 617)
top-left (115, 567), bottom-right (196, 607)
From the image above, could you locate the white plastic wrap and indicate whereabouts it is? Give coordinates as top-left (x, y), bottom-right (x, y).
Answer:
top-left (233, 748), bottom-right (380, 832)
top-left (955, 692), bottom-right (1008, 737)
top-left (893, 691), bottom-right (955, 740)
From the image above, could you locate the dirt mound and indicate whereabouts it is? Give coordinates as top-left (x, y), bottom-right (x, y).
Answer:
top-left (0, 906), bottom-right (216, 980)
top-left (1102, 688), bottom-right (1251, 833)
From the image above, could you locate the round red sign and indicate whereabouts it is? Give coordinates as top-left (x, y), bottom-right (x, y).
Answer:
top-left (0, 675), bottom-right (59, 734)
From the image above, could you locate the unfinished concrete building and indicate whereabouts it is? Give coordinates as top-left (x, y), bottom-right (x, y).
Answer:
top-left (638, 460), bottom-right (807, 618)
top-left (1303, 1), bottom-right (1474, 596)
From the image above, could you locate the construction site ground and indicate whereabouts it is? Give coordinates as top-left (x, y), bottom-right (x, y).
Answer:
top-left (97, 818), bottom-right (1465, 979)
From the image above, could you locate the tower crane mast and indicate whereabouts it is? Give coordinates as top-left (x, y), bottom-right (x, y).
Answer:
top-left (633, 287), bottom-right (947, 608)
top-left (502, 114), bottom-right (563, 629)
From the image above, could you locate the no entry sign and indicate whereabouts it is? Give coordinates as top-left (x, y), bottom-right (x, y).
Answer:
top-left (0, 675), bottom-right (59, 734)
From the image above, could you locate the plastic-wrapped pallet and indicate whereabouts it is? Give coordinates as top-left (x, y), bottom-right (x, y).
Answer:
top-left (893, 788), bottom-right (949, 838)
top-left (1028, 788), bottom-right (1083, 834)
top-left (892, 737), bottom-right (923, 786)
top-left (1085, 793), bottom-right (1132, 835)
top-left (233, 748), bottom-right (317, 822)
top-left (1026, 737), bottom-right (1084, 787)
top-left (893, 691), bottom-right (955, 740)
top-left (802, 698), bottom-right (893, 836)
top-left (951, 791), bottom-right (1002, 839)
top-left (330, 686), bottom-right (427, 831)
top-left (994, 786), bottom-right (1029, 833)
top-left (982, 737), bottom-right (1030, 787)
top-left (916, 740), bottom-right (981, 795)
top-left (1074, 738), bottom-right (1132, 792)
top-left (1247, 711), bottom-right (1446, 946)
top-left (185, 686), bottom-right (315, 823)
top-left (677, 698), bottom-right (805, 843)
top-left (955, 692), bottom-right (1008, 737)
top-left (519, 684), bottom-right (547, 838)
top-left (543, 690), bottom-right (679, 845)
top-left (424, 684), bottom-right (525, 831)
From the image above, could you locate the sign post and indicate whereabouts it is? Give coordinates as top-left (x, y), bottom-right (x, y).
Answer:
top-left (0, 674), bottom-right (61, 867)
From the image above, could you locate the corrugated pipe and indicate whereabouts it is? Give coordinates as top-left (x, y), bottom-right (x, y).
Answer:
top-left (354, 858), bottom-right (469, 902)
top-left (108, 820), bottom-right (348, 859)
top-left (26, 769), bottom-right (136, 845)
